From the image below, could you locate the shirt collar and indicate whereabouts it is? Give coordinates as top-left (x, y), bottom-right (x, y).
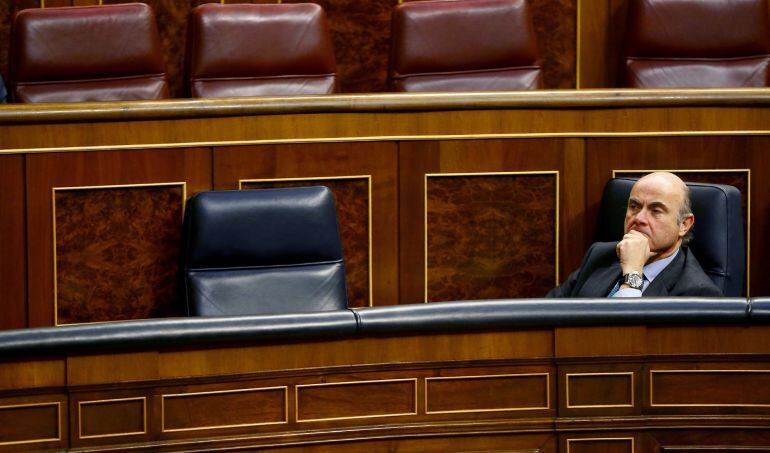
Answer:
top-left (643, 248), bottom-right (679, 282)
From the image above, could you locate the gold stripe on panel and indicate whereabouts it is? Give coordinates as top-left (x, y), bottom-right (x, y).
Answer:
top-left (567, 437), bottom-right (634, 453)
top-left (161, 386), bottom-right (288, 432)
top-left (565, 372), bottom-right (634, 409)
top-left (423, 171), bottom-right (560, 303)
top-left (613, 169), bottom-right (750, 296)
top-left (295, 378), bottom-right (418, 422)
top-left (650, 369), bottom-right (770, 407)
top-left (239, 175), bottom-right (373, 307)
top-left (52, 182), bottom-right (187, 327)
top-left (78, 397), bottom-right (147, 440)
top-left (424, 372), bottom-right (551, 415)
top-left (0, 402), bottom-right (61, 446)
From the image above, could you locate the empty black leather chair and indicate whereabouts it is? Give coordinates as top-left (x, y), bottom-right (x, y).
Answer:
top-left (596, 178), bottom-right (745, 297)
top-left (182, 187), bottom-right (348, 316)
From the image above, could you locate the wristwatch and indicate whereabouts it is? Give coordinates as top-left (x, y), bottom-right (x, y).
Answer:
top-left (621, 271), bottom-right (644, 290)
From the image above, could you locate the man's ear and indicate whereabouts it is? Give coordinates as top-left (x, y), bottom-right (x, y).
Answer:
top-left (679, 214), bottom-right (694, 237)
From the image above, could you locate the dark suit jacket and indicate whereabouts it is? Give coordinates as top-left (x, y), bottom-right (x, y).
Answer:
top-left (547, 242), bottom-right (723, 298)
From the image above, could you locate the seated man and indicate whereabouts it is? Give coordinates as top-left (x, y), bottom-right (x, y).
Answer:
top-left (548, 172), bottom-right (722, 298)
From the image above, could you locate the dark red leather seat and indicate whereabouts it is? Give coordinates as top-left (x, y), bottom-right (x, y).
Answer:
top-left (186, 3), bottom-right (337, 98)
top-left (623, 0), bottom-right (770, 88)
top-left (10, 3), bottom-right (169, 103)
top-left (389, 0), bottom-right (542, 92)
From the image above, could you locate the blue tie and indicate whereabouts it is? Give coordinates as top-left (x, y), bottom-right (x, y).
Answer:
top-left (607, 281), bottom-right (621, 297)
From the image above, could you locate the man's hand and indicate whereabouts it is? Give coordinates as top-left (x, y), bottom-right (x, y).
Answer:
top-left (616, 230), bottom-right (656, 275)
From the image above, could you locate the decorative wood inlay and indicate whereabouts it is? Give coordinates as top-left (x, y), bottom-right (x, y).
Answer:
top-left (0, 402), bottom-right (60, 446)
top-left (651, 370), bottom-right (770, 407)
top-left (78, 397), bottom-right (146, 439)
top-left (53, 183), bottom-right (185, 325)
top-left (240, 177), bottom-right (371, 308)
top-left (426, 373), bottom-right (550, 414)
top-left (567, 437), bottom-right (634, 453)
top-left (566, 372), bottom-right (634, 408)
top-left (162, 387), bottom-right (287, 432)
top-left (425, 172), bottom-right (558, 302)
top-left (296, 379), bottom-right (417, 422)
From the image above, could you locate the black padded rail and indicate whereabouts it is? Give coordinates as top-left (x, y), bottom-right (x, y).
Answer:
top-left (0, 299), bottom-right (762, 356)
top-left (0, 310), bottom-right (357, 356)
top-left (355, 298), bottom-right (750, 334)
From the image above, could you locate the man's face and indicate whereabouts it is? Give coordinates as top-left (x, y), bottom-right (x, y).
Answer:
top-left (624, 175), bottom-right (689, 254)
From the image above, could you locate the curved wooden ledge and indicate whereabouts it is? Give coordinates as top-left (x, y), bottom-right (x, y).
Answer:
top-left (3, 88), bottom-right (770, 124)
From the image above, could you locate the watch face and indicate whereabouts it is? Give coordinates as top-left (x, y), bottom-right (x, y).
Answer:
top-left (626, 273), bottom-right (643, 289)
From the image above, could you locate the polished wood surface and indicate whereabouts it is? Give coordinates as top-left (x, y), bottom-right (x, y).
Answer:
top-left (1, 90), bottom-right (770, 326)
top-left (2, 324), bottom-right (770, 451)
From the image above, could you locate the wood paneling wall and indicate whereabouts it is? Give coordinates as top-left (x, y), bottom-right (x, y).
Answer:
top-left (0, 0), bottom-right (576, 97)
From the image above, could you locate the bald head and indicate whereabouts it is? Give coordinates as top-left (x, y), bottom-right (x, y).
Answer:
top-left (624, 172), bottom-right (695, 260)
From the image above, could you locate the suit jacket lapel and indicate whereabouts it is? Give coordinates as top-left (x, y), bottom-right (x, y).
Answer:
top-left (578, 261), bottom-right (621, 297)
top-left (643, 248), bottom-right (686, 297)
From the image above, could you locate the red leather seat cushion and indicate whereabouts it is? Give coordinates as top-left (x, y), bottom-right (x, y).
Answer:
top-left (390, 0), bottom-right (542, 92)
top-left (11, 3), bottom-right (169, 102)
top-left (187, 3), bottom-right (336, 98)
top-left (624, 0), bottom-right (770, 88)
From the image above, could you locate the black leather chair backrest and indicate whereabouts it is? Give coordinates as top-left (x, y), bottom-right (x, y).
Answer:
top-left (596, 178), bottom-right (745, 297)
top-left (182, 187), bottom-right (348, 316)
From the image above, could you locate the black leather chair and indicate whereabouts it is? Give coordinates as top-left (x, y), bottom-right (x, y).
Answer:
top-left (181, 186), bottom-right (348, 316)
top-left (595, 178), bottom-right (745, 297)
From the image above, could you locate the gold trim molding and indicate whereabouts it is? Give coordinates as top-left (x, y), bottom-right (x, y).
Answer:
top-left (650, 369), bottom-right (770, 408)
top-left (565, 372), bottom-right (634, 409)
top-left (52, 182), bottom-right (187, 327)
top-left (295, 378), bottom-right (418, 422)
top-left (239, 175), bottom-right (373, 307)
top-left (425, 373), bottom-right (551, 414)
top-left (424, 171), bottom-right (560, 303)
top-left (0, 402), bottom-right (61, 446)
top-left (161, 386), bottom-right (289, 432)
top-left (567, 437), bottom-right (635, 453)
top-left (78, 397), bottom-right (147, 440)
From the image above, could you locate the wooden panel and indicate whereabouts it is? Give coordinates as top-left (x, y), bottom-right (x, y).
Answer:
top-left (399, 138), bottom-right (585, 304)
top-left (426, 373), bottom-right (549, 414)
top-left (297, 379), bottom-right (416, 422)
top-left (0, 402), bottom-right (60, 447)
top-left (556, 326), bottom-right (646, 357)
top-left (0, 155), bottom-right (26, 330)
top-left (648, 326), bottom-right (770, 356)
top-left (585, 136), bottom-right (765, 295)
top-left (163, 386), bottom-right (287, 432)
top-left (566, 372), bottom-right (633, 408)
top-left (0, 359), bottom-right (65, 391)
top-left (26, 148), bottom-right (211, 327)
top-left (426, 172), bottom-right (557, 302)
top-left (651, 430), bottom-right (770, 452)
top-left (566, 437), bottom-right (634, 453)
top-left (532, 0), bottom-right (578, 88)
top-left (650, 369), bottom-right (770, 407)
top-left (214, 142), bottom-right (397, 307)
top-left (54, 184), bottom-right (185, 324)
top-left (68, 352), bottom-right (159, 386)
top-left (78, 397), bottom-right (146, 439)
top-left (241, 177), bottom-right (371, 308)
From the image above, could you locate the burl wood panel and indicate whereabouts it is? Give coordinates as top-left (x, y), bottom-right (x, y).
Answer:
top-left (566, 438), bottom-right (634, 453)
top-left (213, 142), bottom-right (397, 307)
top-left (79, 398), bottom-right (145, 438)
top-left (586, 136), bottom-right (768, 296)
top-left (426, 374), bottom-right (549, 413)
top-left (54, 185), bottom-right (184, 324)
top-left (566, 373), bottom-right (633, 408)
top-left (0, 155), bottom-right (26, 330)
top-left (426, 173), bottom-right (556, 302)
top-left (650, 370), bottom-right (770, 407)
top-left (0, 402), bottom-right (59, 445)
top-left (26, 148), bottom-right (211, 327)
top-left (297, 379), bottom-right (416, 421)
top-left (242, 178), bottom-right (370, 308)
top-left (163, 387), bottom-right (286, 431)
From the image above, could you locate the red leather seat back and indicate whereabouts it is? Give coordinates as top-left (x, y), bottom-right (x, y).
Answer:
top-left (624, 0), bottom-right (770, 88)
top-left (187, 3), bottom-right (336, 98)
top-left (389, 0), bottom-right (542, 92)
top-left (10, 3), bottom-right (169, 103)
